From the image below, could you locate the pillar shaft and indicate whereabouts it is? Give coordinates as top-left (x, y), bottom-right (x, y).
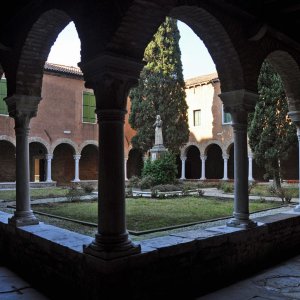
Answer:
top-left (79, 54), bottom-right (144, 259)
top-left (219, 89), bottom-right (258, 229)
top-left (6, 98), bottom-right (41, 227)
top-left (73, 155), bottom-right (81, 182)
top-left (222, 155), bottom-right (229, 180)
top-left (124, 157), bottom-right (128, 181)
top-left (248, 155), bottom-right (254, 181)
top-left (294, 127), bottom-right (300, 211)
top-left (46, 154), bottom-right (53, 182)
top-left (200, 156), bottom-right (206, 180)
top-left (180, 157), bottom-right (186, 180)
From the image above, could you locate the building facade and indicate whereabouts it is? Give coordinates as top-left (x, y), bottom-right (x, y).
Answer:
top-left (0, 64), bottom-right (297, 185)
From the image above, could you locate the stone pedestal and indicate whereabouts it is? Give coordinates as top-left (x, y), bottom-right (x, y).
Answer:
top-left (150, 144), bottom-right (167, 161)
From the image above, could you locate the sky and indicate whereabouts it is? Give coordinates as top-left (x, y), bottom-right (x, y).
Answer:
top-left (47, 21), bottom-right (216, 80)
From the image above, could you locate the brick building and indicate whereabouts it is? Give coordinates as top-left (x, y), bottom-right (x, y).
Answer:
top-left (1, 64), bottom-right (297, 185)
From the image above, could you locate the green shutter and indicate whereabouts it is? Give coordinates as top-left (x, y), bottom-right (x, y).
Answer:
top-left (83, 92), bottom-right (96, 123)
top-left (0, 79), bottom-right (8, 115)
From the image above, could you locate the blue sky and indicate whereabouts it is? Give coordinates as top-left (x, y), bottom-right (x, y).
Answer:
top-left (47, 21), bottom-right (216, 80)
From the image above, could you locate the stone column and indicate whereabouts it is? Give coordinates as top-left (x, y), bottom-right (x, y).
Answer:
top-left (248, 154), bottom-right (254, 181)
top-left (73, 154), bottom-right (81, 182)
top-left (219, 90), bottom-right (258, 228)
top-left (124, 156), bottom-right (128, 181)
top-left (200, 155), bottom-right (207, 180)
top-left (5, 95), bottom-right (41, 226)
top-left (180, 156), bottom-right (187, 180)
top-left (45, 154), bottom-right (53, 182)
top-left (288, 111), bottom-right (300, 211)
top-left (79, 53), bottom-right (143, 259)
top-left (222, 154), bottom-right (229, 180)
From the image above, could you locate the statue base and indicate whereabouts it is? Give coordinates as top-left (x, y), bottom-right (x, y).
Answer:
top-left (150, 144), bottom-right (167, 161)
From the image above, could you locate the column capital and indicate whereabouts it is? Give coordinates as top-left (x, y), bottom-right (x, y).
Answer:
top-left (219, 89), bottom-right (258, 124)
top-left (5, 94), bottom-right (42, 120)
top-left (201, 155), bottom-right (207, 161)
top-left (288, 111), bottom-right (300, 130)
top-left (222, 154), bottom-right (229, 160)
top-left (79, 53), bottom-right (144, 111)
top-left (180, 156), bottom-right (187, 161)
top-left (73, 154), bottom-right (81, 160)
top-left (45, 154), bottom-right (53, 160)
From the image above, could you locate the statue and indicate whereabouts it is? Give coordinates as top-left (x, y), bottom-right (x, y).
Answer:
top-left (153, 115), bottom-right (163, 145)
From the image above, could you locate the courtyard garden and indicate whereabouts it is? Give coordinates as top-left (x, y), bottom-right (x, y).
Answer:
top-left (31, 196), bottom-right (283, 232)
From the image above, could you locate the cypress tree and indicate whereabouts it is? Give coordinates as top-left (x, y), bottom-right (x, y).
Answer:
top-left (248, 61), bottom-right (297, 187)
top-left (129, 17), bottom-right (189, 154)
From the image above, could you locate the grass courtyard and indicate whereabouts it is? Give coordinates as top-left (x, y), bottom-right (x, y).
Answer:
top-left (32, 197), bottom-right (283, 232)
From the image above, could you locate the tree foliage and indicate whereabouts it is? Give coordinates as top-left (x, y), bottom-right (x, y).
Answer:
top-left (248, 61), bottom-right (297, 187)
top-left (142, 152), bottom-right (178, 185)
top-left (129, 17), bottom-right (189, 154)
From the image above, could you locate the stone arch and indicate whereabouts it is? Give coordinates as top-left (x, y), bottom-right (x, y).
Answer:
top-left (226, 143), bottom-right (234, 179)
top-left (29, 137), bottom-right (50, 154)
top-left (205, 143), bottom-right (223, 179)
top-left (127, 148), bottom-right (144, 179)
top-left (170, 6), bottom-right (244, 92)
top-left (51, 138), bottom-right (78, 155)
top-left (80, 143), bottom-right (98, 180)
top-left (79, 140), bottom-right (98, 155)
top-left (181, 142), bottom-right (201, 158)
top-left (29, 141), bottom-right (48, 182)
top-left (7, 10), bottom-right (71, 97)
top-left (265, 50), bottom-right (300, 111)
top-left (185, 144), bottom-right (201, 179)
top-left (0, 135), bottom-right (15, 147)
top-left (203, 140), bottom-right (225, 156)
top-left (0, 139), bottom-right (16, 182)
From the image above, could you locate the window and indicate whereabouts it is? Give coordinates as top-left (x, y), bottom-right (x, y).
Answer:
top-left (193, 109), bottom-right (201, 126)
top-left (82, 91), bottom-right (96, 123)
top-left (0, 78), bottom-right (8, 115)
top-left (222, 105), bottom-right (232, 124)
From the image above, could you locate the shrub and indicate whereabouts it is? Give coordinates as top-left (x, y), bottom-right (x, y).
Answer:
top-left (80, 183), bottom-right (95, 193)
top-left (268, 185), bottom-right (293, 203)
top-left (127, 176), bottom-right (141, 188)
top-left (66, 183), bottom-right (85, 202)
top-left (218, 182), bottom-right (234, 193)
top-left (140, 175), bottom-right (155, 189)
top-left (142, 152), bottom-right (177, 185)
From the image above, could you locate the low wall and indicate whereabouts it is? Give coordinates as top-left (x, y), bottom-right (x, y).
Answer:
top-left (1, 210), bottom-right (300, 299)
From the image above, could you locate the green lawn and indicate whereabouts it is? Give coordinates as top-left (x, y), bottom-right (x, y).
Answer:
top-left (33, 197), bottom-right (282, 232)
top-left (0, 187), bottom-right (70, 201)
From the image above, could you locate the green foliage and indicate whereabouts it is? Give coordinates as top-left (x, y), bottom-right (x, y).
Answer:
top-left (129, 17), bottom-right (189, 153)
top-left (142, 152), bottom-right (178, 185)
top-left (218, 182), bottom-right (234, 193)
top-left (248, 61), bottom-right (297, 187)
top-left (268, 185), bottom-right (293, 203)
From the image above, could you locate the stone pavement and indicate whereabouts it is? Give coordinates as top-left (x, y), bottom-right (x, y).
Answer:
top-left (198, 253), bottom-right (300, 299)
top-left (0, 266), bottom-right (49, 299)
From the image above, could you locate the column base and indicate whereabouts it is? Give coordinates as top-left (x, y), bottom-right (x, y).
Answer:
top-left (226, 212), bottom-right (257, 229)
top-left (8, 211), bottom-right (39, 227)
top-left (83, 232), bottom-right (141, 260)
top-left (222, 178), bottom-right (229, 181)
top-left (294, 205), bottom-right (300, 212)
top-left (72, 179), bottom-right (80, 183)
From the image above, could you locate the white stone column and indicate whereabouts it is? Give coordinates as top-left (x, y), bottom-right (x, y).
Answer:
top-left (80, 54), bottom-right (143, 259)
top-left (200, 155), bottom-right (207, 180)
top-left (296, 127), bottom-right (300, 211)
top-left (180, 156), bottom-right (186, 180)
top-left (222, 154), bottom-right (229, 180)
top-left (5, 95), bottom-right (41, 226)
top-left (73, 155), bottom-right (81, 182)
top-left (288, 111), bottom-right (300, 212)
top-left (45, 154), bottom-right (53, 182)
top-left (248, 155), bottom-right (254, 181)
top-left (124, 156), bottom-right (128, 181)
top-left (220, 90), bottom-right (258, 229)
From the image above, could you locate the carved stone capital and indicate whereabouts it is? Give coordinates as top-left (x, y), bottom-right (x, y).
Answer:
top-left (219, 89), bottom-right (258, 124)
top-left (5, 94), bottom-right (41, 121)
top-left (79, 53), bottom-right (144, 111)
top-left (288, 111), bottom-right (300, 129)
